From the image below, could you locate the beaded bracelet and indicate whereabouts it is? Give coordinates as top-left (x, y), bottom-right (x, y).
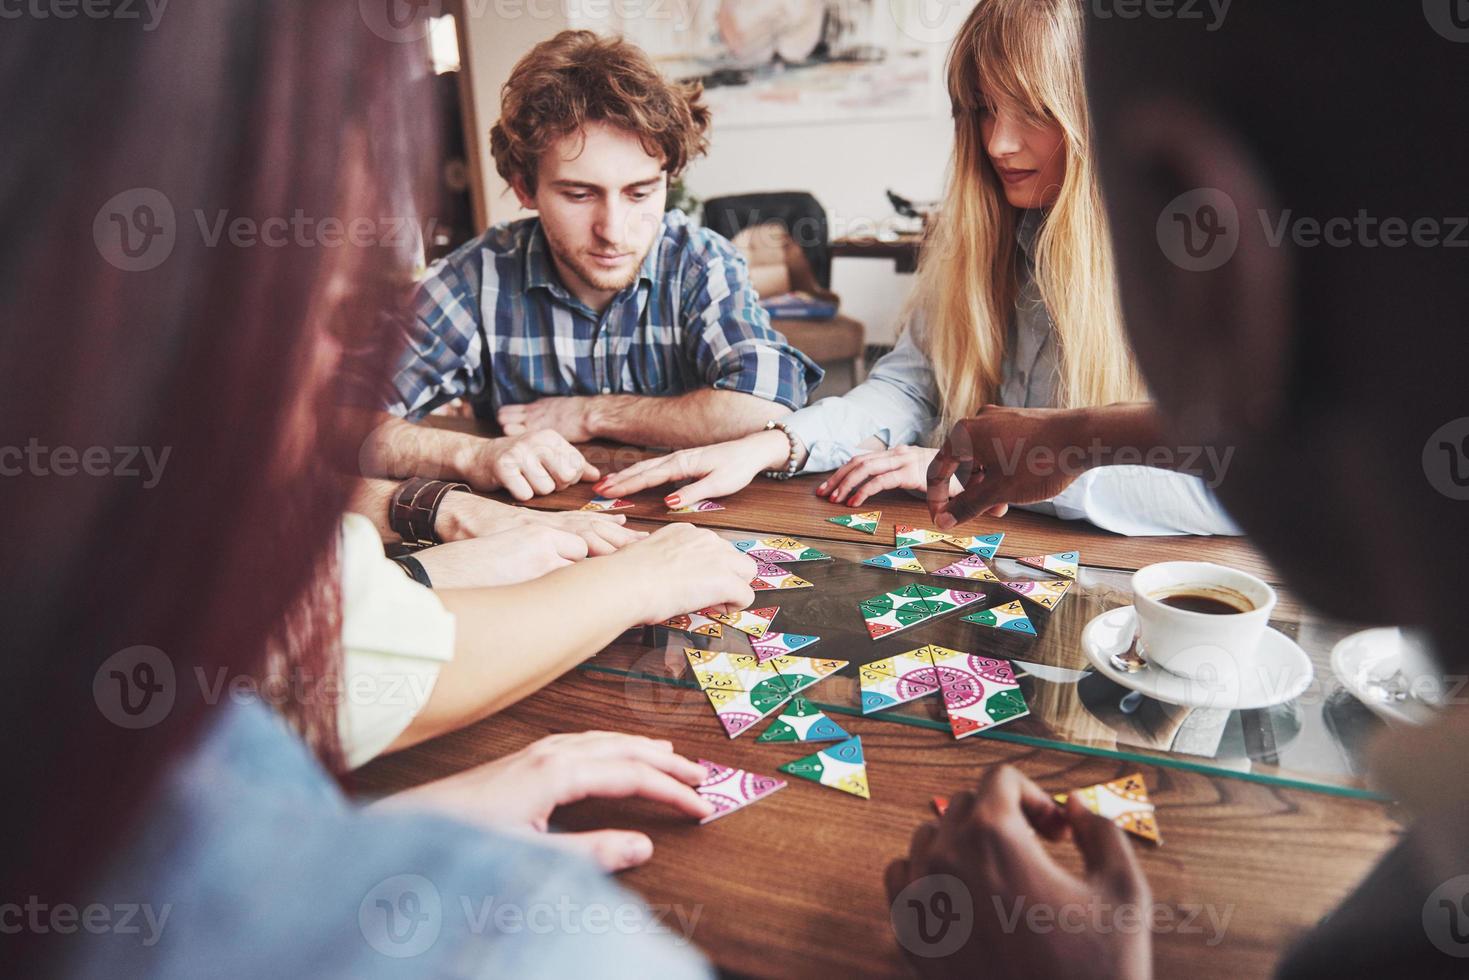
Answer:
top-left (760, 420), bottom-right (801, 480)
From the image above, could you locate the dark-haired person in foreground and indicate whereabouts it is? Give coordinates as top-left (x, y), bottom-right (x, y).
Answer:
top-left (3, 8), bottom-right (728, 977)
top-left (359, 29), bottom-right (820, 501)
top-left (903, 3), bottom-right (1469, 977)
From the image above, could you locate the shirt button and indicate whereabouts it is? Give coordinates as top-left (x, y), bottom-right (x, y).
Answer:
top-left (601, 387), bottom-right (611, 395)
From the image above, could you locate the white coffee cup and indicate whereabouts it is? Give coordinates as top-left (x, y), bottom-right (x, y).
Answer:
top-left (1130, 562), bottom-right (1277, 680)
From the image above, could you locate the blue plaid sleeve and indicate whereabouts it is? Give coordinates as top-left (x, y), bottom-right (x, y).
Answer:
top-left (387, 242), bottom-right (487, 419)
top-left (680, 230), bottom-right (823, 412)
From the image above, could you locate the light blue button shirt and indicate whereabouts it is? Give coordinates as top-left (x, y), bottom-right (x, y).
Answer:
top-left (783, 211), bottom-right (1240, 537)
top-left (55, 702), bottom-right (713, 980)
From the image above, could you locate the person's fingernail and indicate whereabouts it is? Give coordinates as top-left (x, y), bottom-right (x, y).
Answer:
top-left (666, 495), bottom-right (680, 506)
top-left (937, 514), bottom-right (955, 530)
top-left (829, 493), bottom-right (839, 502)
top-left (627, 837), bottom-right (654, 863)
top-left (817, 482), bottom-right (827, 492)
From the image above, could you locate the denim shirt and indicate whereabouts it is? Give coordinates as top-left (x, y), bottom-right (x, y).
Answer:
top-left (783, 210), bottom-right (1241, 537)
top-left (56, 702), bottom-right (712, 979)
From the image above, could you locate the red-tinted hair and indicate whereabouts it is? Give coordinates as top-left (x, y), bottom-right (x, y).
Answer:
top-left (0, 4), bottom-right (432, 969)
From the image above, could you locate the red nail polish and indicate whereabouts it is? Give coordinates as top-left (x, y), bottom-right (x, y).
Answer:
top-left (666, 495), bottom-right (680, 506)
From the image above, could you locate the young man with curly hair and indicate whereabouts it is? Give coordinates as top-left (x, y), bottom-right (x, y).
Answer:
top-left (362, 30), bottom-right (821, 501)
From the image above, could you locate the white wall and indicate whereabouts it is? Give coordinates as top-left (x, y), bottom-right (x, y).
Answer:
top-left (684, 116), bottom-right (952, 345)
top-left (456, 4), bottom-right (961, 345)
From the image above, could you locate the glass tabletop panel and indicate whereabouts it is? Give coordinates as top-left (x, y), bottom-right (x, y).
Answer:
top-left (580, 529), bottom-right (1386, 799)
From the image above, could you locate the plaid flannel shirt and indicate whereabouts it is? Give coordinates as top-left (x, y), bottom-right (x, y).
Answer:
top-left (387, 209), bottom-right (821, 419)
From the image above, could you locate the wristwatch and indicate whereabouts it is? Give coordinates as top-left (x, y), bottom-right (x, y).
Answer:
top-left (388, 478), bottom-right (471, 546)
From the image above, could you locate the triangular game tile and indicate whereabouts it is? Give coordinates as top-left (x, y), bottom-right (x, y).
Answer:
top-left (581, 495), bottom-right (635, 512)
top-left (861, 548), bottom-right (927, 573)
top-left (751, 562), bottom-right (814, 591)
top-left (685, 648), bottom-right (799, 738)
top-left (778, 736), bottom-right (870, 799)
top-left (961, 601), bottom-right (1036, 635)
top-left (659, 610), bottom-right (723, 638)
top-left (859, 647), bottom-right (941, 713)
top-left (756, 697), bottom-right (850, 743)
top-left (749, 631), bottom-right (821, 663)
top-left (895, 524), bottom-right (948, 548)
top-left (695, 759), bottom-right (786, 823)
top-left (926, 647), bottom-right (1031, 739)
top-left (1018, 551), bottom-right (1079, 580)
top-left (944, 531), bottom-right (1005, 559)
top-left (668, 500), bottom-right (726, 514)
top-left (733, 537), bottom-right (832, 563)
top-left (706, 605), bottom-right (779, 637)
top-left (828, 510), bottom-right (881, 534)
top-left (1001, 577), bottom-right (1072, 609)
top-left (1055, 773), bottom-right (1161, 844)
top-left (931, 554), bottom-right (999, 582)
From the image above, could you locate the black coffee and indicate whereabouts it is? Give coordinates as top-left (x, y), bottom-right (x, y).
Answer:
top-left (1158, 592), bottom-right (1251, 615)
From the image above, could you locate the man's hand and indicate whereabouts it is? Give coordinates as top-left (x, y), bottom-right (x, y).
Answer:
top-left (436, 491), bottom-right (644, 556)
top-left (927, 406), bottom-right (1091, 530)
top-left (886, 765), bottom-right (1152, 980)
top-left (412, 526), bottom-right (590, 588)
top-left (497, 396), bottom-right (597, 443)
top-left (378, 732), bottom-right (714, 871)
top-left (457, 429), bottom-right (599, 500)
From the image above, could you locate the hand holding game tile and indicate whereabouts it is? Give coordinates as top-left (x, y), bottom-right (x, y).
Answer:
top-left (379, 731), bottom-right (713, 872)
top-left (926, 406), bottom-right (1094, 529)
top-left (613, 523), bottom-right (758, 624)
top-left (885, 764), bottom-right (1151, 979)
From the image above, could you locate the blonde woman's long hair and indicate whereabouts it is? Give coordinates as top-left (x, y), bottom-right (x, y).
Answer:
top-left (918, 0), bottom-right (1145, 434)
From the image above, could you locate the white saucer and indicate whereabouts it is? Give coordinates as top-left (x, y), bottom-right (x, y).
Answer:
top-left (1330, 626), bottom-right (1442, 727)
top-left (1081, 605), bottom-right (1314, 710)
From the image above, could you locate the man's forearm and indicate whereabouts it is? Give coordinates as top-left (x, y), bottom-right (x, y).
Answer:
top-left (356, 412), bottom-right (489, 482)
top-left (1074, 403), bottom-right (1227, 482)
top-left (587, 389), bottom-right (791, 448)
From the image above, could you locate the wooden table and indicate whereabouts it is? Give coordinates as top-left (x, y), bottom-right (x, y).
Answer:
top-left (355, 451), bottom-right (1400, 978)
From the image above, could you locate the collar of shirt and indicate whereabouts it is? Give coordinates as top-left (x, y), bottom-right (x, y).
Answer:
top-left (1016, 207), bottom-right (1044, 259)
top-left (521, 218), bottom-right (663, 319)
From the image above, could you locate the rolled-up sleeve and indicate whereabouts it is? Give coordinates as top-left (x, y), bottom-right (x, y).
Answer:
top-left (337, 514), bottom-right (457, 768)
top-left (682, 234), bottom-right (822, 412)
top-left (388, 246), bottom-right (488, 419)
top-left (782, 317), bottom-right (942, 473)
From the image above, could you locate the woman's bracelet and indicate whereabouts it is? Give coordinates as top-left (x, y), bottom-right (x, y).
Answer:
top-left (760, 421), bottom-right (801, 480)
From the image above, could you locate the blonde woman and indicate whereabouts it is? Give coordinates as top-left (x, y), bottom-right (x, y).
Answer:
top-left (598, 0), bottom-right (1237, 537)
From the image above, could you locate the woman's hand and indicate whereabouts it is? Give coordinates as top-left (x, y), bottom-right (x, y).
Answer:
top-left (413, 526), bottom-right (589, 588)
top-left (593, 429), bottom-right (793, 507)
top-left (377, 732), bottom-right (714, 871)
top-left (437, 490), bottom-right (645, 556)
top-left (886, 765), bottom-right (1153, 980)
top-left (817, 445), bottom-right (945, 508)
top-left (606, 523), bottom-right (757, 623)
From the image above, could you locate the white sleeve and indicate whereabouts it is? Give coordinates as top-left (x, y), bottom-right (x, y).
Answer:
top-left (337, 513), bottom-right (457, 768)
top-left (1018, 466), bottom-right (1243, 536)
top-left (781, 318), bottom-right (942, 473)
